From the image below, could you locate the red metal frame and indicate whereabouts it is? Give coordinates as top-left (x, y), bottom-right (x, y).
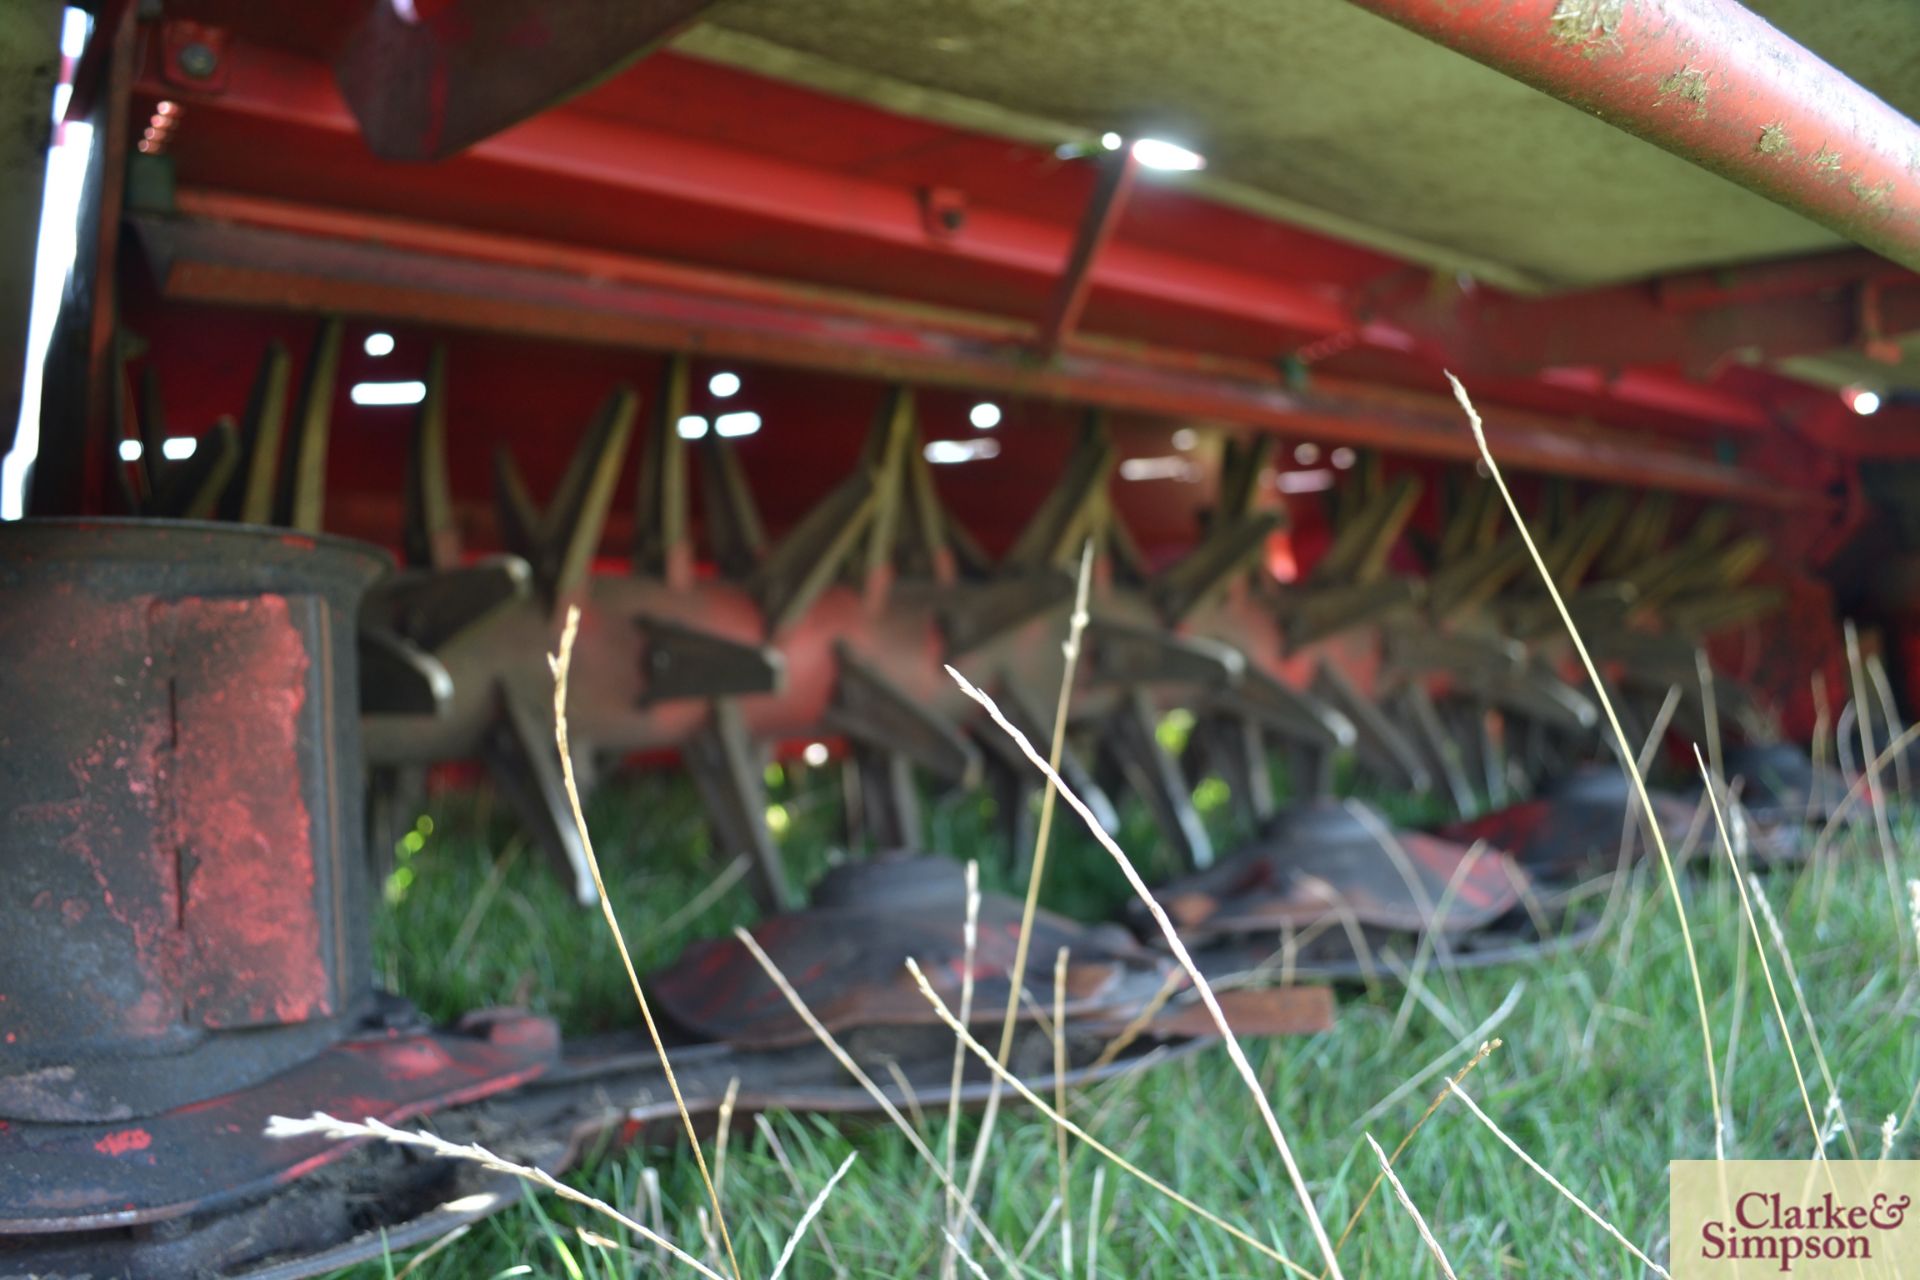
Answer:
top-left (122, 25), bottom-right (1828, 440)
top-left (132, 196), bottom-right (1801, 506)
top-left (56, 1), bottom-right (1920, 582)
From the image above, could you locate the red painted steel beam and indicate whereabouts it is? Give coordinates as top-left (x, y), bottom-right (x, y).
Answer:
top-left (335, 0), bottom-right (720, 161)
top-left (137, 37), bottom-right (1787, 437)
top-left (1654, 249), bottom-right (1915, 313)
top-left (1387, 251), bottom-right (1920, 385)
top-left (137, 37), bottom-right (1355, 339)
top-left (131, 201), bottom-right (1810, 506)
top-left (1038, 149), bottom-right (1140, 356)
top-left (1347, 0), bottom-right (1920, 274)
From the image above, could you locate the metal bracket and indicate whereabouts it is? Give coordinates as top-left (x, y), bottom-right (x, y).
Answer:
top-left (1391, 680), bottom-right (1475, 814)
top-left (635, 615), bottom-right (784, 705)
top-left (635, 355), bottom-right (693, 587)
top-left (1101, 688), bottom-right (1213, 869)
top-left (821, 645), bottom-right (979, 785)
top-left (1184, 710), bottom-right (1276, 827)
top-left (749, 474), bottom-right (877, 635)
top-left (1154, 512), bottom-right (1283, 623)
top-left (939, 570), bottom-right (1076, 657)
top-left (683, 699), bottom-right (793, 912)
top-left (845, 746), bottom-right (921, 851)
top-left (1231, 665), bottom-right (1356, 750)
top-left (482, 680), bottom-right (597, 907)
top-left (970, 678), bottom-right (1121, 837)
top-left (273, 318), bottom-right (342, 534)
top-left (221, 340), bottom-right (289, 526)
top-left (698, 435), bottom-right (766, 579)
top-left (543, 387), bottom-right (639, 614)
top-left (1311, 660), bottom-right (1433, 793)
top-left (1086, 617), bottom-right (1243, 689)
top-left (402, 345), bottom-right (461, 571)
top-left (363, 556), bottom-right (532, 652)
top-left (1286, 576), bottom-right (1418, 646)
top-left (1313, 472), bottom-right (1421, 587)
top-left (359, 628), bottom-right (455, 717)
top-left (1003, 416), bottom-right (1114, 571)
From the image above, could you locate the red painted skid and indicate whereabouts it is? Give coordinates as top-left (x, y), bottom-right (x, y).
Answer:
top-left (1349, 0), bottom-right (1920, 274)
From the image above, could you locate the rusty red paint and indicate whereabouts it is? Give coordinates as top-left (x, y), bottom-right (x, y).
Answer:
top-left (368, 1038), bottom-right (458, 1082)
top-left (92, 1128), bottom-right (152, 1157)
top-left (167, 595), bottom-right (332, 1028)
top-left (10, 587), bottom-right (186, 1043)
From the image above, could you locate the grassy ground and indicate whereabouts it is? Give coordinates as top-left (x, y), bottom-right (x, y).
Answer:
top-left (358, 760), bottom-right (1920, 1279)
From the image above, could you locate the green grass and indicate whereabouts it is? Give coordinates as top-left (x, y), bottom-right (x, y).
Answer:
top-left (358, 763), bottom-right (1920, 1279)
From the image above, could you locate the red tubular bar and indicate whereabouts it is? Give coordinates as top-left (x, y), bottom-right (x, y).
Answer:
top-left (132, 201), bottom-right (1807, 505)
top-left (1346, 0), bottom-right (1920, 274)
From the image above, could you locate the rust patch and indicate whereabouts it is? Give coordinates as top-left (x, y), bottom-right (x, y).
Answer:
top-left (92, 1127), bottom-right (153, 1157)
top-left (1812, 145), bottom-right (1844, 174)
top-left (1657, 67), bottom-right (1709, 117)
top-left (1755, 123), bottom-right (1790, 156)
top-left (1549, 0), bottom-right (1626, 51)
top-left (164, 595), bottom-right (332, 1030)
top-left (1850, 177), bottom-right (1895, 212)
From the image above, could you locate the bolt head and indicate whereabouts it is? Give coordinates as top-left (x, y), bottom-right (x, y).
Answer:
top-left (177, 41), bottom-right (218, 79)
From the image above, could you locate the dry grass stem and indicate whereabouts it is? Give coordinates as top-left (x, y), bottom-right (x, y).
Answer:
top-left (1844, 622), bottom-right (1907, 955)
top-left (1696, 647), bottom-right (1724, 788)
top-left (767, 1152), bottom-right (857, 1280)
top-left (1017, 1194), bottom-right (1064, 1265)
top-left (728, 928), bottom-right (1021, 1274)
top-left (1389, 840), bottom-right (1487, 1044)
top-left (1328, 1038), bottom-right (1501, 1273)
top-left (946, 666), bottom-right (1346, 1279)
top-left (940, 860), bottom-right (983, 1280)
top-left (551, 607), bottom-right (742, 1280)
top-left (1086, 1165), bottom-right (1106, 1280)
top-left (1443, 1081), bottom-right (1671, 1277)
top-left (1696, 748), bottom-right (1826, 1160)
top-left (712, 1077), bottom-right (740, 1202)
top-left (941, 1229), bottom-right (993, 1280)
top-left (1745, 869), bottom-right (1857, 1158)
top-left (1090, 965), bottom-right (1185, 1069)
top-left (961, 540), bottom-right (1096, 1226)
top-left (905, 958), bottom-right (1320, 1280)
top-left (447, 838), bottom-right (523, 966)
top-left (1867, 650), bottom-right (1911, 797)
top-left (392, 1222), bottom-right (471, 1279)
top-left (1363, 1133), bottom-right (1459, 1279)
top-left (755, 1115), bottom-right (851, 1279)
top-left (1897, 1071), bottom-right (1920, 1148)
top-left (1449, 372), bottom-right (1724, 1161)
top-left (655, 854), bottom-right (751, 942)
top-left (1355, 985), bottom-right (1523, 1132)
top-left (642, 1166), bottom-right (667, 1271)
top-left (1053, 946), bottom-right (1075, 1276)
top-left (265, 1112), bottom-right (727, 1280)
